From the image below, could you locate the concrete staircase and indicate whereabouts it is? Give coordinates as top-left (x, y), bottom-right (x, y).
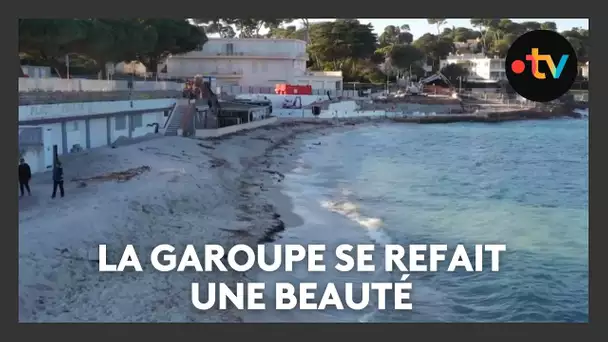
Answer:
top-left (164, 100), bottom-right (189, 136)
top-left (164, 83), bottom-right (220, 137)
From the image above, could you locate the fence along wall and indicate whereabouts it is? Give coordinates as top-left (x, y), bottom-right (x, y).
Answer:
top-left (219, 85), bottom-right (358, 98)
top-left (19, 77), bottom-right (183, 92)
top-left (18, 77), bottom-right (361, 98)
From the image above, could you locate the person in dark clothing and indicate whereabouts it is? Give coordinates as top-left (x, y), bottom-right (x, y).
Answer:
top-left (51, 161), bottom-right (65, 198)
top-left (18, 158), bottom-right (32, 197)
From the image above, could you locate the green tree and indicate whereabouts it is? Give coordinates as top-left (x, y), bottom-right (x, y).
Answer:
top-left (19, 19), bottom-right (206, 77)
top-left (300, 18), bottom-right (311, 42)
top-left (470, 19), bottom-right (500, 53)
top-left (541, 21), bottom-right (557, 31)
top-left (76, 20), bottom-right (128, 77)
top-left (441, 26), bottom-right (481, 43)
top-left (440, 63), bottom-right (468, 81)
top-left (266, 25), bottom-right (307, 40)
top-left (490, 33), bottom-right (518, 58)
top-left (307, 19), bottom-right (377, 78)
top-left (378, 25), bottom-right (413, 47)
top-left (497, 19), bottom-right (523, 35)
top-left (19, 18), bottom-right (589, 85)
top-left (413, 33), bottom-right (454, 70)
top-left (232, 19), bottom-right (281, 37)
top-left (191, 19), bottom-right (236, 38)
top-left (427, 19), bottom-right (447, 35)
top-left (139, 19), bottom-right (206, 73)
top-left (105, 20), bottom-right (158, 62)
top-left (561, 28), bottom-right (589, 62)
top-left (19, 19), bottom-right (89, 77)
top-left (272, 18), bottom-right (312, 42)
top-left (193, 18), bottom-right (291, 38)
top-left (520, 21), bottom-right (542, 32)
top-left (291, 18), bottom-right (312, 43)
top-left (386, 44), bottom-right (425, 74)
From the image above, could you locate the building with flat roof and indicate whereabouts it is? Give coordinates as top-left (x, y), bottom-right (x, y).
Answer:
top-left (580, 62), bottom-right (589, 79)
top-left (18, 82), bottom-right (175, 174)
top-left (161, 38), bottom-right (343, 91)
top-left (440, 53), bottom-right (507, 82)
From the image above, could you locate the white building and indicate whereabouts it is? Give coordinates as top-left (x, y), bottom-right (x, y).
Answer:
top-left (440, 54), bottom-right (506, 82)
top-left (18, 96), bottom-right (174, 174)
top-left (453, 39), bottom-right (481, 54)
top-left (161, 38), bottom-right (343, 91)
top-left (21, 65), bottom-right (52, 78)
top-left (580, 62), bottom-right (589, 79)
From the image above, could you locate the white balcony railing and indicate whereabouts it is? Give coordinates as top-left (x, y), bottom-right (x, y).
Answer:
top-left (304, 71), bottom-right (343, 77)
top-left (207, 69), bottom-right (243, 75)
top-left (178, 51), bottom-right (309, 60)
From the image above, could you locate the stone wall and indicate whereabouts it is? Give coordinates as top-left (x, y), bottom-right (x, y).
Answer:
top-left (19, 90), bottom-right (182, 106)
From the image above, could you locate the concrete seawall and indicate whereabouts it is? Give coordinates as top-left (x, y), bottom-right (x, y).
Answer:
top-left (179, 117), bottom-right (279, 138)
top-left (391, 109), bottom-right (584, 124)
top-left (272, 100), bottom-right (464, 119)
top-left (180, 116), bottom-right (390, 139)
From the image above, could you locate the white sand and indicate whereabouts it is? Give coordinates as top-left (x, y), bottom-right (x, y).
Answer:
top-left (19, 118), bottom-right (376, 322)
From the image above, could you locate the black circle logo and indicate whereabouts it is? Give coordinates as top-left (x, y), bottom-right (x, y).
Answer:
top-left (505, 30), bottom-right (578, 102)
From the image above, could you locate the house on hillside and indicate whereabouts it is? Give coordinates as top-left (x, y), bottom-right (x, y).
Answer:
top-left (580, 62), bottom-right (589, 79)
top-left (440, 53), bottom-right (506, 82)
top-left (453, 39), bottom-right (481, 54)
top-left (159, 38), bottom-right (343, 92)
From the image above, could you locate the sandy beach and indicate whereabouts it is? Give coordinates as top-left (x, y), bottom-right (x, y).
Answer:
top-left (18, 118), bottom-right (375, 322)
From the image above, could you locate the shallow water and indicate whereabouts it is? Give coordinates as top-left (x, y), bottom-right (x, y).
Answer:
top-left (251, 118), bottom-right (588, 323)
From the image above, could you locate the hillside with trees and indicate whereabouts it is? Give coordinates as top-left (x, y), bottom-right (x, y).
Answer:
top-left (19, 19), bottom-right (207, 78)
top-left (19, 18), bottom-right (589, 83)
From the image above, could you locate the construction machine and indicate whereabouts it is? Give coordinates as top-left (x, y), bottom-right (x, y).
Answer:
top-left (405, 72), bottom-right (454, 95)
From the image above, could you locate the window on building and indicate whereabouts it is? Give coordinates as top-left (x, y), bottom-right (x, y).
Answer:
top-left (252, 61), bottom-right (258, 73)
top-left (335, 81), bottom-right (341, 90)
top-left (132, 114), bottom-right (143, 128)
top-left (225, 43), bottom-right (234, 55)
top-left (261, 62), bottom-right (268, 72)
top-left (115, 116), bottom-right (127, 131)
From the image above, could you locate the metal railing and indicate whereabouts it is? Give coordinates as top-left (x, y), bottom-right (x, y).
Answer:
top-left (19, 77), bottom-right (183, 92)
top-left (183, 51), bottom-right (309, 59)
top-left (218, 85), bottom-right (358, 98)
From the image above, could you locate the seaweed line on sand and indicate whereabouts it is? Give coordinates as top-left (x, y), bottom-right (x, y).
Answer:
top-left (18, 118), bottom-right (377, 322)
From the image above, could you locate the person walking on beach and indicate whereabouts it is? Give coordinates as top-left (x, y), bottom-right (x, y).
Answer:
top-left (51, 161), bottom-right (65, 198)
top-left (18, 158), bottom-right (32, 197)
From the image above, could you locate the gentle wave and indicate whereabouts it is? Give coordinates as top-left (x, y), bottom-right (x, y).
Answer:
top-left (258, 119), bottom-right (588, 322)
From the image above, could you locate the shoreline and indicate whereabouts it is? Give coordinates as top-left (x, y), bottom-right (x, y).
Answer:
top-left (18, 118), bottom-right (370, 322)
top-left (18, 115), bottom-right (586, 322)
top-left (237, 117), bottom-right (589, 323)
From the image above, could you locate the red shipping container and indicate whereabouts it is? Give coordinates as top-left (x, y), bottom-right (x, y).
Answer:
top-left (293, 85), bottom-right (312, 95)
top-left (275, 84), bottom-right (287, 94)
top-left (275, 84), bottom-right (312, 95)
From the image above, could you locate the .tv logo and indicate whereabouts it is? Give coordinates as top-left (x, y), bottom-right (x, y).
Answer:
top-left (505, 30), bottom-right (577, 102)
top-left (510, 48), bottom-right (569, 80)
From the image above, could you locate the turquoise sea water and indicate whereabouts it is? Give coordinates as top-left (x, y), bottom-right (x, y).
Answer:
top-left (252, 118), bottom-right (588, 323)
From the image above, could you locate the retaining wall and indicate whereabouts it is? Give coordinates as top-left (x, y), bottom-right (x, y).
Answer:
top-left (190, 117), bottom-right (279, 139)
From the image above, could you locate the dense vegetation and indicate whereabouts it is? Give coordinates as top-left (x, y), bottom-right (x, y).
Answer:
top-left (19, 19), bottom-right (207, 77)
top-left (19, 18), bottom-right (589, 83)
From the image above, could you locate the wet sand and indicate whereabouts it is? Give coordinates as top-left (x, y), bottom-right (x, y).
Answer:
top-left (18, 118), bottom-right (372, 322)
